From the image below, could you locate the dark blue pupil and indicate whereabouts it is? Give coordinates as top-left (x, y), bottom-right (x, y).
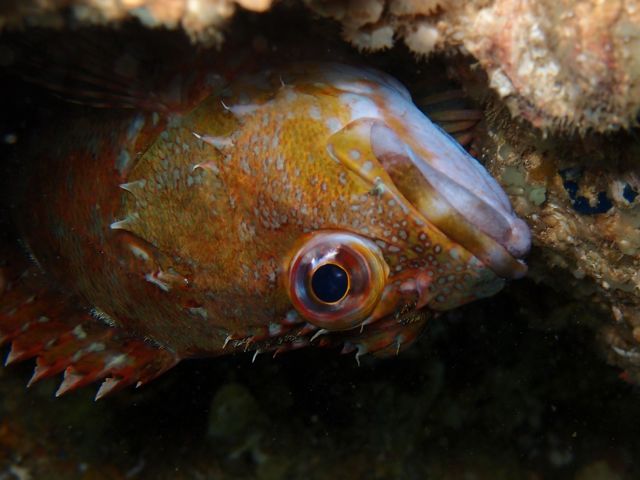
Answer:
top-left (311, 264), bottom-right (349, 303)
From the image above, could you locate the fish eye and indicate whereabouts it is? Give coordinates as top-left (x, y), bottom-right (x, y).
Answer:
top-left (286, 231), bottom-right (389, 331)
top-left (310, 263), bottom-right (350, 304)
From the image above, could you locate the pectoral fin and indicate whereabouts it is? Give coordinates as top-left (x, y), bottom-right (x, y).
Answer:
top-left (1, 239), bottom-right (179, 400)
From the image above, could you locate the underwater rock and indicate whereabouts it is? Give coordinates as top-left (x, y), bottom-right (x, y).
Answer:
top-left (2, 1), bottom-right (639, 131)
top-left (466, 83), bottom-right (640, 382)
top-left (0, 0), bottom-right (271, 44)
top-left (306, 0), bottom-right (640, 134)
top-left (2, 3), bottom-right (640, 479)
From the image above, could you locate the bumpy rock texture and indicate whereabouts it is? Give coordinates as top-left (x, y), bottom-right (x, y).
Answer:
top-left (0, 0), bottom-right (272, 43)
top-left (306, 0), bottom-right (640, 134)
top-left (472, 99), bottom-right (640, 381)
top-left (2, 0), bottom-right (639, 132)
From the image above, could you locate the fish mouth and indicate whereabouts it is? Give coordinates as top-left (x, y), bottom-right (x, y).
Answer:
top-left (370, 121), bottom-right (531, 280)
top-left (314, 61), bottom-right (530, 279)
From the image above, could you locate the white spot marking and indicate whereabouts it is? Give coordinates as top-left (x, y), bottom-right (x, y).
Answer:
top-left (144, 273), bottom-right (170, 292)
top-left (73, 325), bottom-right (87, 340)
top-left (192, 131), bottom-right (234, 150)
top-left (128, 244), bottom-right (150, 261)
top-left (309, 105), bottom-right (321, 120)
top-left (188, 307), bottom-right (209, 320)
top-left (326, 117), bottom-right (342, 133)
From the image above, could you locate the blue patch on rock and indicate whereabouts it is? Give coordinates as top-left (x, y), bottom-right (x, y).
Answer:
top-left (559, 168), bottom-right (613, 215)
top-left (622, 184), bottom-right (638, 203)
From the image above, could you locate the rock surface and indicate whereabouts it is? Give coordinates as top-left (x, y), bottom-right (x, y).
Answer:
top-left (3, 0), bottom-right (638, 132)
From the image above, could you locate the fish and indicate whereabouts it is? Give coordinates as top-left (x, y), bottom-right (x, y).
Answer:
top-left (0, 54), bottom-right (530, 399)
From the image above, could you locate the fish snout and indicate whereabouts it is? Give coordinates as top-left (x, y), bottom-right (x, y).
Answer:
top-left (370, 120), bottom-right (531, 279)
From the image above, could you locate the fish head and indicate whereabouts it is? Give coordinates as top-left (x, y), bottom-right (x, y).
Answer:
top-left (185, 63), bottom-right (530, 355)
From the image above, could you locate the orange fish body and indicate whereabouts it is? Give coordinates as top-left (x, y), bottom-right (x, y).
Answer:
top-left (1, 62), bottom-right (530, 397)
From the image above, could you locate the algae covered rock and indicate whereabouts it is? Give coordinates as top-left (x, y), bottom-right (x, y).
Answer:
top-left (305, 0), bottom-right (640, 133)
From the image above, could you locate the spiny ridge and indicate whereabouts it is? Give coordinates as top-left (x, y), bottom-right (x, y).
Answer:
top-left (54, 333), bottom-right (179, 399)
top-left (5, 313), bottom-right (181, 399)
top-left (1, 243), bottom-right (179, 399)
top-left (340, 315), bottom-right (427, 359)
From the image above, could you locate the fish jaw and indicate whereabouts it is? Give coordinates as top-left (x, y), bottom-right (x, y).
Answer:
top-left (369, 122), bottom-right (529, 280)
top-left (374, 97), bottom-right (532, 263)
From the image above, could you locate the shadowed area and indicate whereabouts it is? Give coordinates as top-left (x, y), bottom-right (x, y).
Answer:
top-left (1, 279), bottom-right (638, 479)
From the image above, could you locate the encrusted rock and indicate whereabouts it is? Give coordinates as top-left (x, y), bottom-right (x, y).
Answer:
top-left (306, 0), bottom-right (640, 133)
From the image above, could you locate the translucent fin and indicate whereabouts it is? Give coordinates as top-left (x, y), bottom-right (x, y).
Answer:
top-left (1, 26), bottom-right (212, 112)
top-left (1, 240), bottom-right (179, 399)
top-left (415, 89), bottom-right (482, 147)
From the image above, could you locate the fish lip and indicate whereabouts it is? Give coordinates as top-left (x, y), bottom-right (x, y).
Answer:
top-left (370, 121), bottom-right (531, 279)
top-left (311, 62), bottom-right (531, 277)
top-left (408, 145), bottom-right (532, 265)
top-left (503, 217), bottom-right (531, 260)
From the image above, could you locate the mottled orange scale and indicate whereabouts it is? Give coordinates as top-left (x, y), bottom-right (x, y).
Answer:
top-left (27, 332), bottom-right (176, 397)
top-left (33, 319), bottom-right (110, 369)
top-left (107, 339), bottom-right (178, 387)
top-left (326, 117), bottom-right (397, 189)
top-left (0, 235), bottom-right (180, 394)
